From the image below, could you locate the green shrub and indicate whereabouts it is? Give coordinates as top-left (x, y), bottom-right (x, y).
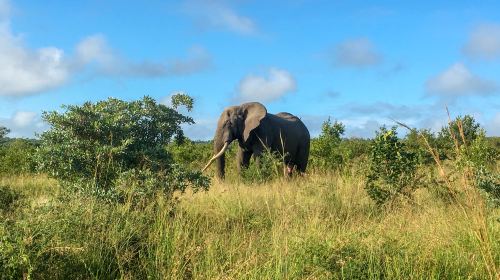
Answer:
top-left (457, 131), bottom-right (500, 206)
top-left (365, 126), bottom-right (420, 206)
top-left (0, 139), bottom-right (38, 174)
top-left (0, 185), bottom-right (20, 212)
top-left (339, 137), bottom-right (371, 162)
top-left (36, 95), bottom-right (209, 202)
top-left (310, 118), bottom-right (345, 171)
top-left (168, 139), bottom-right (212, 170)
top-left (437, 115), bottom-right (482, 159)
top-left (404, 129), bottom-right (440, 164)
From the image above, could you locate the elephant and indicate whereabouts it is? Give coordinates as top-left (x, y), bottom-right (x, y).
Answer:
top-left (202, 102), bottom-right (310, 179)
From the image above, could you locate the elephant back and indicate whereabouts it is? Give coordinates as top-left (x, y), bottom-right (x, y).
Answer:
top-left (275, 112), bottom-right (299, 121)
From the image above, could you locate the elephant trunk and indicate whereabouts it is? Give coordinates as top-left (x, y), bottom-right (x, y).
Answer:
top-left (213, 136), bottom-right (226, 179)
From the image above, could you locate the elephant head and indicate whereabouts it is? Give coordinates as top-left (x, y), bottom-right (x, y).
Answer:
top-left (202, 102), bottom-right (267, 178)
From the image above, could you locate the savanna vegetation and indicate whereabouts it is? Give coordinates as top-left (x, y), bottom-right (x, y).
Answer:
top-left (0, 96), bottom-right (499, 279)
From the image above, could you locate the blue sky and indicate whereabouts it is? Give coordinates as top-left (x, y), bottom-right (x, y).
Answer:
top-left (0, 0), bottom-right (499, 139)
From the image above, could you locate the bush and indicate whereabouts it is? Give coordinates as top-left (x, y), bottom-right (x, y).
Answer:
top-left (168, 139), bottom-right (212, 170)
top-left (36, 95), bottom-right (209, 202)
top-left (309, 118), bottom-right (345, 171)
top-left (0, 185), bottom-right (20, 212)
top-left (437, 115), bottom-right (482, 159)
top-left (404, 129), bottom-right (440, 164)
top-left (338, 138), bottom-right (371, 162)
top-left (457, 131), bottom-right (500, 206)
top-left (0, 139), bottom-right (38, 174)
top-left (365, 126), bottom-right (420, 206)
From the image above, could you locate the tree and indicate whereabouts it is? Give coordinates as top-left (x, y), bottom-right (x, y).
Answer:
top-left (437, 115), bottom-right (481, 158)
top-left (36, 95), bottom-right (209, 201)
top-left (309, 118), bottom-right (345, 170)
top-left (0, 126), bottom-right (9, 141)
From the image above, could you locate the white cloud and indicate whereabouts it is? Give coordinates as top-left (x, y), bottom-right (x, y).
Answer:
top-left (0, 0), bottom-right (211, 97)
top-left (237, 68), bottom-right (296, 103)
top-left (463, 23), bottom-right (500, 60)
top-left (0, 25), bottom-right (70, 97)
top-left (332, 38), bottom-right (382, 67)
top-left (183, 0), bottom-right (257, 35)
top-left (12, 111), bottom-right (37, 127)
top-left (426, 63), bottom-right (497, 97)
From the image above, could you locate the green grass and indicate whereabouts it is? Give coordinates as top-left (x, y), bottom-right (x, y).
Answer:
top-left (1, 171), bottom-right (499, 279)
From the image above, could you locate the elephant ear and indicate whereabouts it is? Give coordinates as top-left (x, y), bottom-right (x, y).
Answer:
top-left (241, 102), bottom-right (267, 142)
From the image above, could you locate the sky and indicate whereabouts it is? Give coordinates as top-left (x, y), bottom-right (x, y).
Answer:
top-left (0, 0), bottom-right (499, 139)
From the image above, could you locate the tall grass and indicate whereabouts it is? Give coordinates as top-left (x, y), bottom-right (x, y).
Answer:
top-left (1, 170), bottom-right (499, 279)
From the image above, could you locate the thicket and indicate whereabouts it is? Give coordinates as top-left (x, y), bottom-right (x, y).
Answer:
top-left (34, 95), bottom-right (209, 202)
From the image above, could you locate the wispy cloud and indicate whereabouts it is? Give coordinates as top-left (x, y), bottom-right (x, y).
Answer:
top-left (463, 23), bottom-right (500, 60)
top-left (0, 0), bottom-right (11, 19)
top-left (75, 35), bottom-right (212, 77)
top-left (182, 0), bottom-right (258, 35)
top-left (237, 68), bottom-right (296, 103)
top-left (330, 38), bottom-right (383, 68)
top-left (426, 63), bottom-right (497, 97)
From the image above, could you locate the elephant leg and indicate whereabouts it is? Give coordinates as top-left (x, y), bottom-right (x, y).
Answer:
top-left (296, 145), bottom-right (309, 175)
top-left (237, 148), bottom-right (252, 174)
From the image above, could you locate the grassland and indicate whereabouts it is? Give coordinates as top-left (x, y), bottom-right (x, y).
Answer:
top-left (1, 166), bottom-right (499, 279)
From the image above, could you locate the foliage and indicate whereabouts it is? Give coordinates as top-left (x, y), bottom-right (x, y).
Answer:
top-left (365, 126), bottom-right (420, 205)
top-left (36, 95), bottom-right (209, 201)
top-left (115, 166), bottom-right (210, 206)
top-left (437, 115), bottom-right (482, 158)
top-left (0, 185), bottom-right (20, 212)
top-left (338, 137), bottom-right (371, 162)
top-left (404, 129), bottom-right (440, 164)
top-left (241, 150), bottom-right (283, 184)
top-left (168, 139), bottom-right (212, 170)
top-left (0, 126), bottom-right (9, 140)
top-left (456, 131), bottom-right (500, 206)
top-left (309, 118), bottom-right (345, 170)
top-left (0, 139), bottom-right (38, 174)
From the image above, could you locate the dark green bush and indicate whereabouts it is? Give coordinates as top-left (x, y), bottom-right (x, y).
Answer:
top-left (168, 139), bottom-right (212, 170)
top-left (36, 95), bottom-right (209, 202)
top-left (0, 185), bottom-right (20, 212)
top-left (365, 126), bottom-right (420, 206)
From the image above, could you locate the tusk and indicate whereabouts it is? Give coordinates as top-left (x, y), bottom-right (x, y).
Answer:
top-left (202, 142), bottom-right (229, 172)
